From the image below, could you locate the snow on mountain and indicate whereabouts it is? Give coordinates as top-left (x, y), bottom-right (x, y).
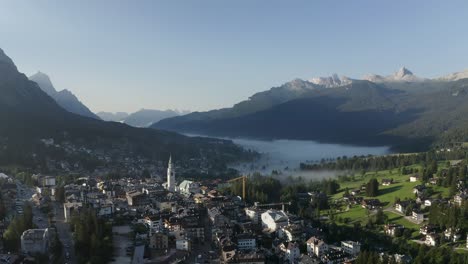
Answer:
top-left (309, 74), bottom-right (353, 88)
top-left (437, 69), bottom-right (468, 82)
top-left (364, 67), bottom-right (424, 83)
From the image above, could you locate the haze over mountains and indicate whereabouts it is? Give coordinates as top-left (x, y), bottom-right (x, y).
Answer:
top-left (28, 71), bottom-right (189, 128)
top-left (98, 109), bottom-right (189, 127)
top-left (29, 72), bottom-right (100, 120)
top-left (153, 67), bottom-right (468, 151)
top-left (0, 48), bottom-right (247, 165)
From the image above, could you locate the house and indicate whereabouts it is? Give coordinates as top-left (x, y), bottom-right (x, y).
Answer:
top-left (384, 224), bottom-right (405, 237)
top-left (176, 238), bottom-right (192, 251)
top-left (235, 233), bottom-right (256, 251)
top-left (420, 225), bottom-right (437, 235)
top-left (279, 224), bottom-right (304, 242)
top-left (413, 185), bottom-right (426, 195)
top-left (444, 228), bottom-right (461, 242)
top-left (42, 176), bottom-right (56, 187)
top-left (63, 202), bottom-right (83, 222)
top-left (178, 180), bottom-right (200, 195)
top-left (409, 175), bottom-right (420, 182)
top-left (126, 190), bottom-right (147, 207)
top-left (181, 216), bottom-right (205, 241)
top-left (144, 216), bottom-right (163, 233)
top-left (261, 210), bottom-right (289, 231)
top-left (280, 242), bottom-right (300, 263)
top-left (425, 233), bottom-right (438, 246)
top-left (361, 199), bottom-right (381, 210)
top-left (341, 240), bottom-right (361, 256)
top-left (21, 229), bottom-right (50, 255)
top-left (412, 210), bottom-right (424, 222)
top-left (424, 199), bottom-right (433, 207)
top-left (321, 248), bottom-right (348, 264)
top-left (351, 189), bottom-right (360, 196)
top-left (381, 179), bottom-right (393, 186)
top-left (429, 177), bottom-right (439, 185)
top-left (395, 201), bottom-right (411, 214)
top-left (150, 232), bottom-right (168, 250)
top-left (306, 236), bottom-right (328, 257)
top-left (245, 207), bottom-right (265, 225)
top-left (454, 193), bottom-right (466, 206)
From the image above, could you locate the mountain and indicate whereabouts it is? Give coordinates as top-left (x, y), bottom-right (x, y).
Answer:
top-left (0, 48), bottom-right (249, 168)
top-left (309, 74), bottom-right (353, 88)
top-left (363, 67), bottom-right (425, 83)
top-left (97, 111), bottom-right (129, 122)
top-left (153, 68), bottom-right (468, 151)
top-left (437, 69), bottom-right (468, 82)
top-left (29, 72), bottom-right (100, 120)
top-left (124, 109), bottom-right (182, 127)
top-left (98, 109), bottom-right (184, 127)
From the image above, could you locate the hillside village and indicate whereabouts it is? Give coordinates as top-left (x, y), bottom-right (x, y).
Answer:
top-left (0, 150), bottom-right (466, 264)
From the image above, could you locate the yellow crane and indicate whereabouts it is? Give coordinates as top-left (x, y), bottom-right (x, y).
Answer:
top-left (228, 175), bottom-right (247, 200)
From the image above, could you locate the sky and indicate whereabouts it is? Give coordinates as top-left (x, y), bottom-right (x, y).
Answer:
top-left (1, 0), bottom-right (468, 113)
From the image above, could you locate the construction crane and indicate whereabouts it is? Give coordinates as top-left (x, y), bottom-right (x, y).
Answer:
top-left (228, 175), bottom-right (247, 200)
top-left (253, 201), bottom-right (292, 212)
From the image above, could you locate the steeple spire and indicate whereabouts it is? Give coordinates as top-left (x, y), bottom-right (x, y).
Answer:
top-left (166, 154), bottom-right (176, 192)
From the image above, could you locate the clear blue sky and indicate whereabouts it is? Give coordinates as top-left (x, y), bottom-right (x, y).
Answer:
top-left (1, 0), bottom-right (468, 113)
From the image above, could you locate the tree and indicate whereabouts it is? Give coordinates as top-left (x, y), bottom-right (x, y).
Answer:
top-left (366, 179), bottom-right (379, 197)
top-left (55, 186), bottom-right (66, 203)
top-left (3, 203), bottom-right (34, 251)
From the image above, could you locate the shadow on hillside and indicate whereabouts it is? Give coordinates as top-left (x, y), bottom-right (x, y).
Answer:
top-left (379, 185), bottom-right (402, 196)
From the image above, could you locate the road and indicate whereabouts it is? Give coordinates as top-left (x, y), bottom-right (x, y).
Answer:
top-left (54, 201), bottom-right (76, 264)
top-left (16, 180), bottom-right (76, 263)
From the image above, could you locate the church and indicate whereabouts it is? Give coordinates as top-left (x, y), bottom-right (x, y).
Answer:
top-left (163, 155), bottom-right (177, 192)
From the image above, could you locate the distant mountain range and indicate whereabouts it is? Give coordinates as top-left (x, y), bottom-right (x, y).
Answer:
top-left (29, 72), bottom-right (100, 120)
top-left (0, 48), bottom-right (248, 167)
top-left (153, 67), bottom-right (468, 151)
top-left (98, 109), bottom-right (189, 127)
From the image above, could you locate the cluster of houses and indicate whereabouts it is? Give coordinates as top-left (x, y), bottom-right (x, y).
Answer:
top-left (1, 155), bottom-right (467, 263)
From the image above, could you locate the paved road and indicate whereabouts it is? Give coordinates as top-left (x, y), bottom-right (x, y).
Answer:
top-left (54, 202), bottom-right (76, 264)
top-left (15, 180), bottom-right (76, 263)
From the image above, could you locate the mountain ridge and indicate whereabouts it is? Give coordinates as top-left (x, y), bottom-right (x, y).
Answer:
top-left (153, 68), bottom-right (468, 151)
top-left (29, 71), bottom-right (100, 120)
top-left (0, 48), bottom-right (250, 168)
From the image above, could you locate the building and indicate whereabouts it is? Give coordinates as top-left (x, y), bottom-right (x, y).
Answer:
top-left (176, 238), bottom-right (192, 251)
top-left (63, 202), bottom-right (83, 222)
top-left (412, 210), bottom-right (424, 222)
top-left (126, 190), bottom-right (147, 207)
top-left (410, 175), bottom-right (420, 182)
top-left (181, 217), bottom-right (205, 241)
top-left (21, 229), bottom-right (50, 255)
top-left (395, 201), bottom-right (411, 214)
top-left (425, 233), bottom-right (438, 246)
top-left (280, 242), bottom-right (300, 264)
top-left (444, 228), bottom-right (461, 242)
top-left (178, 180), bottom-right (200, 195)
top-left (235, 233), bottom-right (256, 251)
top-left (150, 232), bottom-right (168, 250)
top-left (167, 155), bottom-right (176, 192)
top-left (413, 185), bottom-right (426, 195)
top-left (43, 176), bottom-right (56, 187)
top-left (341, 240), bottom-right (361, 256)
top-left (261, 210), bottom-right (289, 231)
top-left (279, 224), bottom-right (303, 242)
top-left (384, 224), bottom-right (404, 237)
top-left (245, 207), bottom-right (264, 225)
top-left (361, 199), bottom-right (381, 210)
top-left (381, 179), bottom-right (393, 186)
top-left (307, 236), bottom-right (328, 257)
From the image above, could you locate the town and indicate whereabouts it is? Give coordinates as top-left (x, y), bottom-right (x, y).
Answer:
top-left (0, 149), bottom-right (466, 264)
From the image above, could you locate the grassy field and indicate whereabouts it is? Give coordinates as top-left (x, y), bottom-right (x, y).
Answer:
top-left (329, 164), bottom-right (451, 228)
